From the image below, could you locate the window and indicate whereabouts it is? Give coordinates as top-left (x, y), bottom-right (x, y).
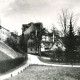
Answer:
top-left (31, 48), bottom-right (32, 51)
top-left (3, 31), bottom-right (4, 34)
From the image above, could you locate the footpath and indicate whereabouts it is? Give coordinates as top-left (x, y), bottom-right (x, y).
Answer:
top-left (1, 54), bottom-right (80, 80)
top-left (28, 54), bottom-right (80, 67)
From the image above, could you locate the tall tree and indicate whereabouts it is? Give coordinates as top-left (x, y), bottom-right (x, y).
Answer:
top-left (59, 9), bottom-right (78, 62)
top-left (65, 17), bottom-right (76, 62)
top-left (59, 9), bottom-right (77, 37)
top-left (35, 27), bottom-right (45, 57)
top-left (59, 9), bottom-right (68, 36)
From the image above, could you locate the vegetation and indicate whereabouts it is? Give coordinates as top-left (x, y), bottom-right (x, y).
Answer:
top-left (8, 66), bottom-right (80, 80)
top-left (19, 33), bottom-right (27, 53)
top-left (5, 35), bottom-right (27, 59)
top-left (50, 9), bottom-right (80, 63)
top-left (0, 57), bottom-right (25, 73)
top-left (5, 37), bottom-right (18, 51)
top-left (34, 27), bottom-right (46, 56)
top-left (50, 48), bottom-right (64, 62)
top-left (65, 18), bottom-right (76, 62)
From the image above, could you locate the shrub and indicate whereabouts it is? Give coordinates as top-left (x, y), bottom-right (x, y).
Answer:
top-left (0, 57), bottom-right (26, 73)
top-left (50, 48), bottom-right (64, 62)
top-left (5, 37), bottom-right (18, 51)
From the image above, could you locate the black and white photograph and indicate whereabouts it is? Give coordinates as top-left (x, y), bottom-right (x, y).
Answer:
top-left (0, 0), bottom-right (80, 80)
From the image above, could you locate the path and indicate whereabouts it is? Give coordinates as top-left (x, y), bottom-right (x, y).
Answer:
top-left (28, 54), bottom-right (80, 67)
top-left (7, 54), bottom-right (80, 80)
top-left (1, 54), bottom-right (80, 80)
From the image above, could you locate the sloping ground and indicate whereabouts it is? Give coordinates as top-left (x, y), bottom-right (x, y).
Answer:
top-left (0, 41), bottom-right (21, 59)
top-left (0, 41), bottom-right (25, 74)
top-left (0, 50), bottom-right (11, 61)
top-left (0, 57), bottom-right (25, 74)
top-left (6, 54), bottom-right (80, 80)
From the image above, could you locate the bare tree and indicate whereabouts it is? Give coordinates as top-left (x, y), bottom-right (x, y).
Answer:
top-left (58, 9), bottom-right (68, 36)
top-left (58, 9), bottom-right (79, 62)
top-left (58, 9), bottom-right (78, 36)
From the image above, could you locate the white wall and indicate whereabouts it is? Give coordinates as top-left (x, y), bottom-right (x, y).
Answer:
top-left (0, 27), bottom-right (11, 41)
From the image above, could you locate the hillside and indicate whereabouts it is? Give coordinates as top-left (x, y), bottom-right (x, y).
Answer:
top-left (0, 41), bottom-right (22, 60)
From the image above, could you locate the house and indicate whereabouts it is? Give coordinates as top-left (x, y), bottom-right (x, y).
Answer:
top-left (41, 30), bottom-right (53, 52)
top-left (22, 22), bottom-right (43, 54)
top-left (11, 32), bottom-right (20, 44)
top-left (51, 35), bottom-right (80, 52)
top-left (0, 25), bottom-right (19, 46)
top-left (0, 25), bottom-right (11, 41)
top-left (51, 39), bottom-right (66, 51)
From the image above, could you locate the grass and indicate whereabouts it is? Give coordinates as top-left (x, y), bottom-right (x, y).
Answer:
top-left (0, 51), bottom-right (11, 61)
top-left (7, 65), bottom-right (80, 80)
top-left (38, 56), bottom-right (80, 65)
top-left (0, 57), bottom-right (26, 74)
top-left (0, 41), bottom-right (22, 58)
top-left (0, 41), bottom-right (27, 74)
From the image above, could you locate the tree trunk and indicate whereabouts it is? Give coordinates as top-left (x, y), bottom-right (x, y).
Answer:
top-left (38, 45), bottom-right (41, 57)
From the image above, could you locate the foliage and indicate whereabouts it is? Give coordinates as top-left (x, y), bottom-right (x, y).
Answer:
top-left (59, 9), bottom-right (77, 37)
top-left (19, 33), bottom-right (27, 52)
top-left (32, 27), bottom-right (46, 56)
top-left (0, 57), bottom-right (25, 73)
top-left (50, 48), bottom-right (64, 62)
top-left (5, 35), bottom-right (26, 57)
top-left (5, 37), bottom-right (18, 51)
top-left (50, 9), bottom-right (78, 63)
top-left (64, 17), bottom-right (77, 62)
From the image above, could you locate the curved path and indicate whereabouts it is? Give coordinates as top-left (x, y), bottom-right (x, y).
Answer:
top-left (1, 54), bottom-right (80, 80)
top-left (6, 54), bottom-right (80, 80)
top-left (28, 54), bottom-right (80, 67)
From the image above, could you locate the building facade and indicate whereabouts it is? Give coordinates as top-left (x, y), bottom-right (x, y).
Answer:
top-left (0, 26), bottom-right (11, 41)
top-left (0, 25), bottom-right (19, 44)
top-left (22, 22), bottom-right (43, 54)
top-left (11, 32), bottom-right (20, 44)
top-left (41, 31), bottom-right (53, 52)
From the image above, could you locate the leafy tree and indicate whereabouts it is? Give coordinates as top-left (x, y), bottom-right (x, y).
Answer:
top-left (34, 27), bottom-right (46, 56)
top-left (5, 36), bottom-right (18, 51)
top-left (19, 33), bottom-right (27, 52)
top-left (20, 22), bottom-right (46, 57)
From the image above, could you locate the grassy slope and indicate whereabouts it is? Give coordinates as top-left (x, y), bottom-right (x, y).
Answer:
top-left (0, 50), bottom-right (11, 61)
top-left (0, 41), bottom-right (25, 74)
top-left (0, 57), bottom-right (25, 74)
top-left (0, 41), bottom-right (22, 59)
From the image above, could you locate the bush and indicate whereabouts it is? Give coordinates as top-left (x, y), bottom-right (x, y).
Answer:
top-left (50, 48), bottom-right (65, 62)
top-left (0, 57), bottom-right (26, 73)
top-left (41, 51), bottom-right (50, 57)
top-left (5, 37), bottom-right (18, 51)
top-left (5, 37), bottom-right (27, 57)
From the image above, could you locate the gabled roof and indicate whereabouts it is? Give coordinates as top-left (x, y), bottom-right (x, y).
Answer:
top-left (0, 25), bottom-right (10, 32)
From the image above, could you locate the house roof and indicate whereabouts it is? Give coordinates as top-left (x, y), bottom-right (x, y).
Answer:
top-left (41, 41), bottom-right (53, 43)
top-left (0, 25), bottom-right (10, 32)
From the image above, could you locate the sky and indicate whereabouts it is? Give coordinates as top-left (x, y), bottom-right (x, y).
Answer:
top-left (0, 0), bottom-right (80, 35)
